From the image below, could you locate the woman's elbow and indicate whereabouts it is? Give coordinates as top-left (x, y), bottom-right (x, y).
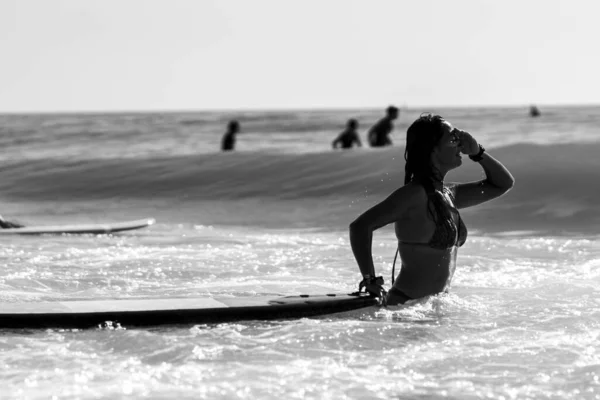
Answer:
top-left (350, 215), bottom-right (377, 238)
top-left (496, 177), bottom-right (515, 197)
top-left (493, 173), bottom-right (515, 192)
top-left (349, 218), bottom-right (360, 234)
top-left (505, 175), bottom-right (516, 191)
top-left (349, 217), bottom-right (367, 235)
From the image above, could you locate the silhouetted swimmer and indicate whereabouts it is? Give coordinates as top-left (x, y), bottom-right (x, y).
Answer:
top-left (221, 120), bottom-right (240, 151)
top-left (368, 105), bottom-right (399, 147)
top-left (529, 105), bottom-right (541, 118)
top-left (0, 215), bottom-right (24, 229)
top-left (332, 119), bottom-right (362, 149)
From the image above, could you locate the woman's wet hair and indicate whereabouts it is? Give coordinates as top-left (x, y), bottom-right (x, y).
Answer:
top-left (404, 113), bottom-right (452, 224)
top-left (404, 113), bottom-right (445, 185)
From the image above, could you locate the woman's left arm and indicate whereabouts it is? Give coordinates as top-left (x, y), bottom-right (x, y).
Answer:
top-left (453, 132), bottom-right (515, 209)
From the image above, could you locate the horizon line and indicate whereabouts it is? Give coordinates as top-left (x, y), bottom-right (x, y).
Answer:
top-left (1, 102), bottom-right (598, 116)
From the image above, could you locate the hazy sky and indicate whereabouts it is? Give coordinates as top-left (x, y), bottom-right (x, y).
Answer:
top-left (1, 0), bottom-right (598, 112)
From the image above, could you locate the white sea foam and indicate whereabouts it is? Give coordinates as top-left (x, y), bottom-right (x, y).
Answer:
top-left (1, 107), bottom-right (599, 399)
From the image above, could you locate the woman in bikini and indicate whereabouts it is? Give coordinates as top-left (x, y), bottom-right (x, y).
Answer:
top-left (349, 114), bottom-right (515, 305)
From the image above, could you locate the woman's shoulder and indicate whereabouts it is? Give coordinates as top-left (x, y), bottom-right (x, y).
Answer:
top-left (390, 182), bottom-right (428, 205)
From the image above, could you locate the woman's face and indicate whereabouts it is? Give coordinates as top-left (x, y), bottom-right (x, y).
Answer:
top-left (431, 120), bottom-right (463, 171)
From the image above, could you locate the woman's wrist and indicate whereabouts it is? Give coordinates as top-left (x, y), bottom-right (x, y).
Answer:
top-left (360, 275), bottom-right (384, 286)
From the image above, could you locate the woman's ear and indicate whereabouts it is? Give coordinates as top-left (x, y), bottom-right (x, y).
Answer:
top-left (429, 147), bottom-right (441, 167)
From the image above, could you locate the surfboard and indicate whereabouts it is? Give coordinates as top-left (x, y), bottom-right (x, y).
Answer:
top-left (0, 293), bottom-right (378, 329)
top-left (0, 218), bottom-right (155, 235)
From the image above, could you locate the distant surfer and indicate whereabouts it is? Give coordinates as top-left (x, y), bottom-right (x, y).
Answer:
top-left (529, 105), bottom-right (541, 118)
top-left (221, 120), bottom-right (240, 151)
top-left (332, 119), bottom-right (362, 149)
top-left (367, 106), bottom-right (399, 147)
top-left (350, 113), bottom-right (515, 305)
top-left (0, 215), bottom-right (24, 229)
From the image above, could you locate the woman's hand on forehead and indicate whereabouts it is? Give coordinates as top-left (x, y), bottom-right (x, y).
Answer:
top-left (456, 129), bottom-right (479, 155)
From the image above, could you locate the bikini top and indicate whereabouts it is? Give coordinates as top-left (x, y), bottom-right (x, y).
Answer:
top-left (402, 186), bottom-right (468, 250)
top-left (429, 188), bottom-right (467, 249)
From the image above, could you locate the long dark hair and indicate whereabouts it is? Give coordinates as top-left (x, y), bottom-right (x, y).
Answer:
top-left (404, 113), bottom-right (445, 187)
top-left (404, 113), bottom-right (452, 223)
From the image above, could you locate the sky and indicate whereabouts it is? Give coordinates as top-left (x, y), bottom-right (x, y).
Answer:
top-left (0, 0), bottom-right (599, 112)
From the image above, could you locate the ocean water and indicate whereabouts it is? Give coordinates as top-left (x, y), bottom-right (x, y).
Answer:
top-left (0, 106), bottom-right (599, 399)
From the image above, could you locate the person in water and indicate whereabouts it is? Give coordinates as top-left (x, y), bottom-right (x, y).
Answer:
top-left (367, 105), bottom-right (399, 147)
top-left (221, 120), bottom-right (240, 151)
top-left (0, 215), bottom-right (24, 228)
top-left (529, 105), bottom-right (541, 118)
top-left (332, 119), bottom-right (362, 149)
top-left (349, 113), bottom-right (515, 305)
